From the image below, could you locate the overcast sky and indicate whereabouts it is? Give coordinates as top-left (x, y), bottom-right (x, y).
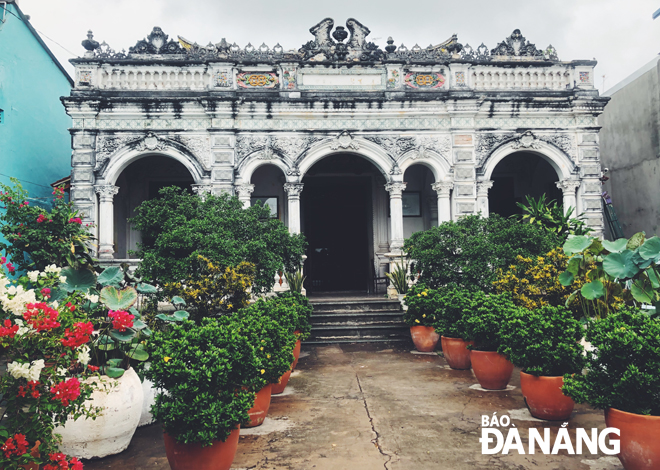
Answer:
top-left (18, 0), bottom-right (660, 93)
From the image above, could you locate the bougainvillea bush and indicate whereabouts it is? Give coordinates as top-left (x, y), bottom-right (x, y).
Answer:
top-left (0, 259), bottom-right (100, 469)
top-left (130, 187), bottom-right (306, 294)
top-left (0, 180), bottom-right (95, 272)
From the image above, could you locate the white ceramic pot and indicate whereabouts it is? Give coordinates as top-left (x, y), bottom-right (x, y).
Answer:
top-left (398, 294), bottom-right (408, 311)
top-left (138, 377), bottom-right (158, 427)
top-left (56, 367), bottom-right (143, 459)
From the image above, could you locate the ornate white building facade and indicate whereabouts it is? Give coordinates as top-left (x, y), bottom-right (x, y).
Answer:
top-left (62, 19), bottom-right (608, 293)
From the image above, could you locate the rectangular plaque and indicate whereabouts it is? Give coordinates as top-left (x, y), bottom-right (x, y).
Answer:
top-left (454, 134), bottom-right (473, 146)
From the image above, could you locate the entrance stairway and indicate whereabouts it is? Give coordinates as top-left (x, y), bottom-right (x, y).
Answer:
top-left (306, 298), bottom-right (410, 345)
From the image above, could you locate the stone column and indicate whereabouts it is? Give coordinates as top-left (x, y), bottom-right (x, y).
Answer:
top-left (235, 184), bottom-right (255, 209)
top-left (476, 180), bottom-right (494, 217)
top-left (95, 185), bottom-right (119, 260)
top-left (284, 183), bottom-right (304, 234)
top-left (556, 179), bottom-right (581, 215)
top-left (191, 184), bottom-right (213, 201)
top-left (385, 182), bottom-right (407, 251)
top-left (432, 181), bottom-right (454, 224)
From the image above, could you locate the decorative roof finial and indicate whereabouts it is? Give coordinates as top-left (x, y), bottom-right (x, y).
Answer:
top-left (385, 37), bottom-right (396, 54)
top-left (82, 30), bottom-right (100, 58)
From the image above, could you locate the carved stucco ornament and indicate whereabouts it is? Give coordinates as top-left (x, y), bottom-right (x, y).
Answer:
top-left (330, 131), bottom-right (360, 151)
top-left (512, 131), bottom-right (542, 150)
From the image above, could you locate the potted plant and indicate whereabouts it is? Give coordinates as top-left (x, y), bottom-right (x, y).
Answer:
top-left (403, 284), bottom-right (440, 352)
top-left (55, 265), bottom-right (187, 459)
top-left (463, 292), bottom-right (517, 389)
top-left (0, 259), bottom-right (98, 470)
top-left (562, 308), bottom-right (660, 470)
top-left (145, 318), bottom-right (260, 470)
top-left (433, 285), bottom-right (474, 367)
top-left (220, 298), bottom-right (297, 425)
top-left (499, 305), bottom-right (585, 420)
top-left (274, 292), bottom-right (313, 371)
top-left (386, 255), bottom-right (409, 304)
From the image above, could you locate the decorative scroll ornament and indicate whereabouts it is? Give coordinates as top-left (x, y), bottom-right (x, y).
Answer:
top-left (236, 72), bottom-right (279, 89)
top-left (556, 179), bottom-right (581, 192)
top-left (283, 183), bottom-right (304, 197)
top-left (404, 72), bottom-right (446, 89)
top-left (95, 185), bottom-right (120, 202)
top-left (475, 132), bottom-right (516, 165)
top-left (512, 131), bottom-right (542, 150)
top-left (491, 29), bottom-right (543, 59)
top-left (95, 133), bottom-right (167, 170)
top-left (411, 136), bottom-right (452, 160)
top-left (235, 184), bottom-right (255, 198)
top-left (330, 131), bottom-right (360, 151)
top-left (299, 18), bottom-right (384, 62)
top-left (476, 180), bottom-right (495, 196)
top-left (175, 136), bottom-right (212, 169)
top-left (385, 182), bottom-right (407, 196)
top-left (541, 134), bottom-right (576, 158)
top-left (364, 136), bottom-right (416, 158)
top-left (129, 27), bottom-right (183, 55)
top-left (431, 181), bottom-right (454, 196)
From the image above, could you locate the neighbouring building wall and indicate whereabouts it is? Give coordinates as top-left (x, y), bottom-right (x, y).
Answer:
top-left (0, 2), bottom-right (73, 200)
top-left (599, 57), bottom-right (660, 237)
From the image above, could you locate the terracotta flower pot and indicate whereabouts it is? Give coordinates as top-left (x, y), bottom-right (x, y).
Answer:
top-left (470, 350), bottom-right (514, 390)
top-left (520, 372), bottom-right (575, 420)
top-left (18, 440), bottom-right (40, 470)
top-left (410, 326), bottom-right (440, 352)
top-left (163, 428), bottom-right (240, 470)
top-left (244, 383), bottom-right (273, 428)
top-left (440, 336), bottom-right (474, 370)
top-left (271, 369), bottom-right (292, 395)
top-left (605, 407), bottom-right (660, 470)
top-left (291, 330), bottom-right (302, 371)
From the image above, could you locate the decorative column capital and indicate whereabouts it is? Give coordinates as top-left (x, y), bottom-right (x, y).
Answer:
top-left (476, 180), bottom-right (494, 196)
top-left (192, 184), bottom-right (214, 200)
top-left (283, 183), bottom-right (304, 198)
top-left (556, 179), bottom-right (581, 192)
top-left (432, 181), bottom-right (454, 197)
top-left (95, 185), bottom-right (119, 202)
top-left (385, 182), bottom-right (407, 197)
top-left (234, 184), bottom-right (255, 198)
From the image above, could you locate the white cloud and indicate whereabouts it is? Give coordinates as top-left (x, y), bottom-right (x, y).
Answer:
top-left (19, 0), bottom-right (660, 93)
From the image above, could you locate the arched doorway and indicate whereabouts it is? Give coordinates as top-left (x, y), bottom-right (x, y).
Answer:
top-left (302, 153), bottom-right (386, 293)
top-left (250, 164), bottom-right (286, 222)
top-left (113, 155), bottom-right (194, 259)
top-left (489, 152), bottom-right (562, 217)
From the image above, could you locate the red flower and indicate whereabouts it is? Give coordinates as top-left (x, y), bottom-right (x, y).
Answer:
top-left (68, 217), bottom-right (82, 224)
top-left (23, 302), bottom-right (60, 331)
top-left (108, 310), bottom-right (134, 332)
top-left (41, 287), bottom-right (51, 299)
top-left (1, 434), bottom-right (29, 458)
top-left (6, 263), bottom-right (15, 273)
top-left (36, 214), bottom-right (47, 223)
top-left (50, 377), bottom-right (80, 407)
top-left (61, 322), bottom-right (93, 348)
top-left (0, 319), bottom-right (19, 338)
top-left (65, 302), bottom-right (76, 312)
top-left (0, 256), bottom-right (5, 265)
top-left (87, 365), bottom-right (99, 372)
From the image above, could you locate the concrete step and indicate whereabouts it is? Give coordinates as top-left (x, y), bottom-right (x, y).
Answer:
top-left (310, 312), bottom-right (404, 326)
top-left (309, 324), bottom-right (409, 340)
top-left (304, 337), bottom-right (411, 345)
top-left (310, 299), bottom-right (401, 313)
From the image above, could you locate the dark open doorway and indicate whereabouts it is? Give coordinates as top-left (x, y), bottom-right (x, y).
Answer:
top-left (303, 176), bottom-right (371, 293)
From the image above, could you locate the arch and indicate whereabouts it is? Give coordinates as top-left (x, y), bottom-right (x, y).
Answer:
top-left (237, 153), bottom-right (291, 185)
top-left (398, 150), bottom-right (452, 182)
top-left (296, 138), bottom-right (397, 182)
top-left (100, 144), bottom-right (205, 185)
top-left (479, 140), bottom-right (576, 181)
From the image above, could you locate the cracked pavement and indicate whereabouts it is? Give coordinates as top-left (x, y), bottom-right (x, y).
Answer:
top-left (83, 343), bottom-right (622, 470)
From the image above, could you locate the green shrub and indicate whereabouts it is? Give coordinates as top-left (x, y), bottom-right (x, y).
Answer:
top-left (274, 291), bottom-right (314, 341)
top-left (433, 285), bottom-right (474, 338)
top-left (130, 187), bottom-right (306, 294)
top-left (0, 180), bottom-right (95, 271)
top-left (402, 284), bottom-right (438, 327)
top-left (404, 214), bottom-right (559, 292)
top-left (463, 292), bottom-right (518, 351)
top-left (562, 309), bottom-right (660, 416)
top-left (144, 319), bottom-right (260, 445)
top-left (498, 305), bottom-right (585, 376)
top-left (224, 298), bottom-right (297, 386)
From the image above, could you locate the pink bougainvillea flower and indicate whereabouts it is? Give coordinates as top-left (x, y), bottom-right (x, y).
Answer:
top-left (108, 310), bottom-right (134, 332)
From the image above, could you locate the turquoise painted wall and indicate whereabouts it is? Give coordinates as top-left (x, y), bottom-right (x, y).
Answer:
top-left (0, 2), bottom-right (72, 203)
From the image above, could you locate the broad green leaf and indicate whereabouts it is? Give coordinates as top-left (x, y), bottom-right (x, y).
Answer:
top-left (106, 358), bottom-right (123, 368)
top-left (105, 367), bottom-right (125, 378)
top-left (156, 313), bottom-right (177, 322)
top-left (603, 250), bottom-right (639, 279)
top-left (566, 256), bottom-right (582, 276)
top-left (132, 319), bottom-right (147, 330)
top-left (49, 287), bottom-right (69, 302)
top-left (60, 267), bottom-right (96, 293)
top-left (136, 283), bottom-right (158, 295)
top-left (97, 267), bottom-right (123, 287)
top-left (631, 279), bottom-right (654, 304)
top-left (563, 235), bottom-right (593, 255)
top-left (109, 328), bottom-right (136, 342)
top-left (100, 286), bottom-right (138, 310)
top-left (602, 238), bottom-right (628, 254)
top-left (173, 310), bottom-right (190, 321)
top-left (558, 271), bottom-right (574, 286)
top-left (589, 239), bottom-right (604, 255)
top-left (632, 250), bottom-right (654, 269)
top-left (565, 290), bottom-right (578, 308)
top-left (128, 307), bottom-right (141, 320)
top-left (171, 296), bottom-right (186, 306)
top-left (626, 232), bottom-right (646, 251)
top-left (96, 335), bottom-right (116, 351)
top-left (127, 347), bottom-right (148, 362)
top-left (639, 236), bottom-right (660, 260)
top-left (581, 280), bottom-right (605, 300)
top-left (141, 327), bottom-right (152, 338)
top-left (648, 268), bottom-right (660, 289)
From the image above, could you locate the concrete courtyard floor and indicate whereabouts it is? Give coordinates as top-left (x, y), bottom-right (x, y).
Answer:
top-left (83, 343), bottom-right (623, 470)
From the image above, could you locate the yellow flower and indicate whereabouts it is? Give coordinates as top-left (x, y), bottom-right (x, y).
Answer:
top-left (422, 314), bottom-right (426, 318)
top-left (267, 354), bottom-right (271, 359)
top-left (422, 292), bottom-right (428, 296)
top-left (417, 294), bottom-right (421, 297)
top-left (260, 347), bottom-right (264, 351)
top-left (260, 369), bottom-right (265, 374)
top-left (164, 357), bottom-right (171, 363)
top-left (415, 319), bottom-right (420, 323)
